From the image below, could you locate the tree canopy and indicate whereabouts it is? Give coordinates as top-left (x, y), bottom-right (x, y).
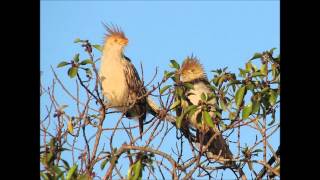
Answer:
top-left (40, 39), bottom-right (280, 180)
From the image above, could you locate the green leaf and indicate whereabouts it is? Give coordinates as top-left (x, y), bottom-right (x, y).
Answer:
top-left (220, 99), bottom-right (227, 111)
top-left (235, 86), bottom-right (246, 108)
top-left (48, 138), bottom-right (56, 150)
top-left (252, 100), bottom-right (260, 114)
top-left (92, 44), bottom-right (102, 52)
top-left (66, 164), bottom-right (78, 180)
top-left (132, 160), bottom-right (142, 180)
top-left (171, 75), bottom-right (178, 83)
top-left (251, 72), bottom-right (264, 77)
top-left (206, 93), bottom-right (216, 101)
top-left (164, 71), bottom-right (175, 79)
top-left (269, 89), bottom-right (278, 106)
top-left (68, 67), bottom-right (78, 78)
top-left (269, 47), bottom-right (277, 55)
top-left (212, 77), bottom-right (219, 86)
top-left (170, 100), bottom-right (181, 110)
top-left (200, 92), bottom-right (207, 101)
top-left (268, 110), bottom-right (276, 126)
top-left (262, 96), bottom-right (271, 109)
top-left (195, 112), bottom-right (202, 125)
top-left (245, 62), bottom-right (252, 72)
top-left (252, 64), bottom-right (259, 72)
top-left (184, 105), bottom-right (198, 114)
top-left (252, 149), bottom-right (263, 153)
top-left (40, 172), bottom-right (49, 180)
top-left (85, 68), bottom-right (92, 77)
top-left (202, 111), bottom-right (214, 128)
top-left (46, 152), bottom-right (55, 165)
top-left (229, 112), bottom-right (236, 121)
top-left (52, 165), bottom-right (64, 178)
top-left (239, 68), bottom-right (247, 78)
top-left (78, 174), bottom-right (91, 180)
top-left (100, 158), bottom-right (109, 170)
top-left (61, 159), bottom-right (70, 170)
top-left (177, 105), bottom-right (198, 128)
top-left (271, 64), bottom-right (277, 80)
top-left (246, 83), bottom-right (255, 91)
top-left (169, 60), bottom-right (180, 69)
top-left (223, 66), bottom-right (228, 72)
top-left (176, 114), bottom-right (184, 129)
top-left (188, 107), bottom-right (198, 117)
top-left (242, 103), bottom-right (252, 119)
top-left (228, 80), bottom-right (241, 86)
top-left (220, 121), bottom-right (227, 131)
top-left (60, 104), bottom-right (68, 110)
top-left (250, 53), bottom-right (262, 60)
top-left (74, 38), bottom-right (81, 43)
top-left (214, 111), bottom-right (222, 118)
top-left (261, 87), bottom-right (269, 93)
top-left (183, 82), bottom-right (194, 90)
top-left (67, 120), bottom-right (73, 134)
top-left (57, 61), bottom-right (69, 68)
top-left (261, 63), bottom-right (268, 76)
top-left (175, 87), bottom-right (183, 97)
top-left (128, 164), bottom-right (133, 180)
top-left (73, 53), bottom-right (80, 62)
top-left (159, 85), bottom-right (171, 95)
top-left (218, 76), bottom-right (225, 85)
top-left (80, 59), bottom-right (93, 65)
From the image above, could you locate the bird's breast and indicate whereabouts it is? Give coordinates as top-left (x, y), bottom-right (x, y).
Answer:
top-left (99, 57), bottom-right (129, 106)
top-left (186, 82), bottom-right (216, 131)
top-left (188, 82), bottom-right (215, 105)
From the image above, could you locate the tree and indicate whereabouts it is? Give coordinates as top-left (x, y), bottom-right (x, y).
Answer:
top-left (40, 39), bottom-right (280, 180)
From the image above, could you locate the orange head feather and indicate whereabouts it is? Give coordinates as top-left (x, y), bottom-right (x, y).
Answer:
top-left (179, 55), bottom-right (207, 82)
top-left (103, 23), bottom-right (128, 46)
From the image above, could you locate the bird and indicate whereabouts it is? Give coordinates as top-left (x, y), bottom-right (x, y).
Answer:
top-left (99, 24), bottom-right (147, 138)
top-left (175, 55), bottom-right (234, 165)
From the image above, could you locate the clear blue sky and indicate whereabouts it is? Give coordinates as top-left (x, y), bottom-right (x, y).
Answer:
top-left (41, 1), bottom-right (279, 179)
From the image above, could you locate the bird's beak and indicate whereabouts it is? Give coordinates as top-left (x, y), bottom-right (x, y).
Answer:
top-left (120, 38), bottom-right (128, 46)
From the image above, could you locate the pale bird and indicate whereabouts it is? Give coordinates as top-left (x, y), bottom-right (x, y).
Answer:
top-left (99, 24), bottom-right (147, 138)
top-left (176, 56), bottom-right (233, 164)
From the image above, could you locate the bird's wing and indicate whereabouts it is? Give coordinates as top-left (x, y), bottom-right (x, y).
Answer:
top-left (123, 55), bottom-right (147, 138)
top-left (123, 55), bottom-right (146, 97)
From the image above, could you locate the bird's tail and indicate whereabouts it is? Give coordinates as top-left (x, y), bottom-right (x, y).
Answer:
top-left (125, 103), bottom-right (146, 140)
top-left (203, 130), bottom-right (234, 166)
top-left (146, 97), bottom-right (247, 179)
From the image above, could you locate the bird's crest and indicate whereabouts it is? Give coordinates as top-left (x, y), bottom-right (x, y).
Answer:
top-left (179, 55), bottom-right (207, 82)
top-left (181, 55), bottom-right (203, 72)
top-left (180, 55), bottom-right (207, 80)
top-left (102, 23), bottom-right (127, 41)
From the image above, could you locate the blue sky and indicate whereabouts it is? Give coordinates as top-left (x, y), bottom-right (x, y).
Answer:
top-left (41, 0), bottom-right (279, 179)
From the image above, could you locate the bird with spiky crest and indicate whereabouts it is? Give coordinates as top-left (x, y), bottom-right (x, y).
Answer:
top-left (99, 23), bottom-right (147, 139)
top-left (175, 55), bottom-right (234, 165)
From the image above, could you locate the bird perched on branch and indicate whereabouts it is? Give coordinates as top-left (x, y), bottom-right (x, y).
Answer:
top-left (175, 55), bottom-right (233, 164)
top-left (99, 24), bottom-right (147, 138)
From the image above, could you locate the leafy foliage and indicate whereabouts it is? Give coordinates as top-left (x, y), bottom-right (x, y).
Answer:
top-left (42, 39), bottom-right (280, 180)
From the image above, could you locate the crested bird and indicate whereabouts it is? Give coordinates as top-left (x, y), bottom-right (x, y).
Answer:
top-left (99, 24), bottom-right (147, 138)
top-left (175, 55), bottom-right (234, 165)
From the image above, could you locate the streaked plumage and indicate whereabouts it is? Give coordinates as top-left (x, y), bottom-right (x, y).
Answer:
top-left (99, 24), bottom-right (146, 138)
top-left (176, 56), bottom-right (233, 164)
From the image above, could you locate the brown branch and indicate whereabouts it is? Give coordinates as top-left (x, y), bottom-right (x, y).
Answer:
top-left (256, 146), bottom-right (280, 179)
top-left (50, 66), bottom-right (99, 112)
top-left (103, 144), bottom-right (181, 180)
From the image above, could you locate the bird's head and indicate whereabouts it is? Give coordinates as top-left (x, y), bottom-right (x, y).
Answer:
top-left (103, 23), bottom-right (128, 51)
top-left (179, 55), bottom-right (207, 82)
